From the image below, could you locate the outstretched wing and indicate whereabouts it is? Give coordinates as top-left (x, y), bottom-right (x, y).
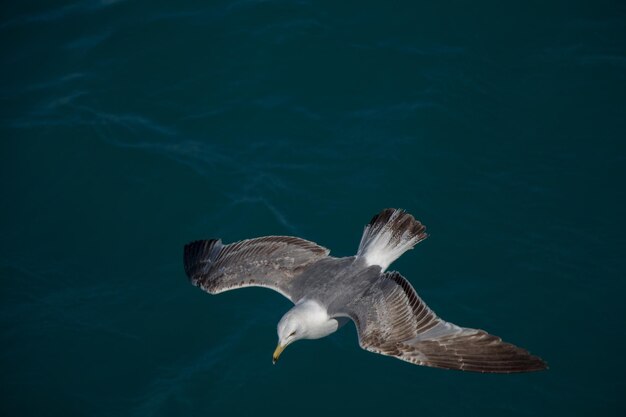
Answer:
top-left (337, 271), bottom-right (547, 373)
top-left (184, 236), bottom-right (330, 303)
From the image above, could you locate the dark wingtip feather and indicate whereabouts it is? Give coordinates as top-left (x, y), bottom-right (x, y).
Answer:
top-left (417, 331), bottom-right (549, 374)
top-left (183, 239), bottom-right (222, 284)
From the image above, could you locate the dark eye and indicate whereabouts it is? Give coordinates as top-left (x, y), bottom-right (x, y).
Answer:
top-left (289, 331), bottom-right (296, 337)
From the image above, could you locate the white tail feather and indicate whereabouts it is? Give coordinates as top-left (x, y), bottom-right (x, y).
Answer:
top-left (357, 209), bottom-right (428, 271)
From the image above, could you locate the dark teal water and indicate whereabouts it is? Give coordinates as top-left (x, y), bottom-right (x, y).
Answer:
top-left (2, 1), bottom-right (625, 416)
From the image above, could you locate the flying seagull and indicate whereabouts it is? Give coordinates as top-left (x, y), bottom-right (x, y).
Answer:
top-left (184, 208), bottom-right (546, 373)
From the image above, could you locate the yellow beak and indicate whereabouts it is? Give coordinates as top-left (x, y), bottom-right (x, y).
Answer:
top-left (272, 343), bottom-right (286, 364)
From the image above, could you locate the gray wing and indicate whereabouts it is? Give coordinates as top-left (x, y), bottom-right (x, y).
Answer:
top-left (183, 236), bottom-right (330, 302)
top-left (336, 271), bottom-right (547, 373)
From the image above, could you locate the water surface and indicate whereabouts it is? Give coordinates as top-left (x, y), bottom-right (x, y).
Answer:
top-left (1, 1), bottom-right (625, 416)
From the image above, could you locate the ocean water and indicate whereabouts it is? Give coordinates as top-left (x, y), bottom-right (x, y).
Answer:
top-left (2, 1), bottom-right (625, 416)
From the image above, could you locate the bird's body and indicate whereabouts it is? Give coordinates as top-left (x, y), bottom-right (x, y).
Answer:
top-left (184, 208), bottom-right (547, 373)
top-left (287, 256), bottom-right (378, 310)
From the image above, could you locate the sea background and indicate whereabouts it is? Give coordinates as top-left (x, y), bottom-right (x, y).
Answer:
top-left (2, 1), bottom-right (625, 416)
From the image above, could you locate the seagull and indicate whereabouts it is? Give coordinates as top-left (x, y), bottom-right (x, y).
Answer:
top-left (184, 208), bottom-right (546, 373)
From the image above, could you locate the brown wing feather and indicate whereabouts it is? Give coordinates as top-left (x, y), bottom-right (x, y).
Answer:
top-left (183, 236), bottom-right (329, 302)
top-left (343, 271), bottom-right (547, 373)
top-left (394, 330), bottom-right (547, 373)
